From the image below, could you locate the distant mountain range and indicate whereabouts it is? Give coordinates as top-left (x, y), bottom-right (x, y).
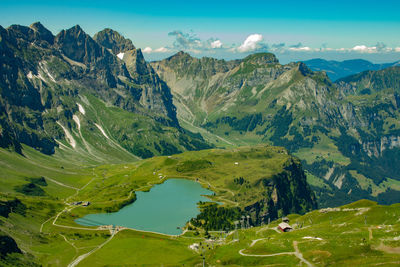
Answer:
top-left (302, 58), bottom-right (400, 81)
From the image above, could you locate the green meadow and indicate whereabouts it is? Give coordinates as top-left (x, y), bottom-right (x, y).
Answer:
top-left (1, 144), bottom-right (400, 266)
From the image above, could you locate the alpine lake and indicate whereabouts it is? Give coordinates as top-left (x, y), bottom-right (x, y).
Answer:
top-left (76, 179), bottom-right (214, 235)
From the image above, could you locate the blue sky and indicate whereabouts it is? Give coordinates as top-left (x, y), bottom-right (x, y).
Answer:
top-left (1, 0), bottom-right (400, 63)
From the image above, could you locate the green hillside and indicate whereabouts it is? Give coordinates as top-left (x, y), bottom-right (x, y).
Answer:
top-left (0, 144), bottom-right (317, 266)
top-left (152, 52), bottom-right (400, 207)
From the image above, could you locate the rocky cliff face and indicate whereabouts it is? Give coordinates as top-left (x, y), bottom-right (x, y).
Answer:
top-left (93, 28), bottom-right (135, 54)
top-left (0, 22), bottom-right (209, 159)
top-left (152, 52), bottom-right (400, 206)
top-left (93, 29), bottom-right (179, 126)
top-left (244, 157), bottom-right (317, 224)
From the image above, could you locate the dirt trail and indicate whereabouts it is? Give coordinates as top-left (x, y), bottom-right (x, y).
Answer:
top-left (293, 241), bottom-right (314, 267)
top-left (375, 243), bottom-right (400, 254)
top-left (238, 239), bottom-right (314, 267)
top-left (180, 117), bottom-right (234, 146)
top-left (369, 226), bottom-right (373, 240)
top-left (67, 229), bottom-right (116, 267)
top-left (45, 176), bottom-right (79, 190)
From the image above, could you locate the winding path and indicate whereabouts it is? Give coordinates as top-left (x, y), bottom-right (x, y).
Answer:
top-left (45, 176), bottom-right (79, 190)
top-left (67, 229), bottom-right (116, 267)
top-left (238, 238), bottom-right (314, 267)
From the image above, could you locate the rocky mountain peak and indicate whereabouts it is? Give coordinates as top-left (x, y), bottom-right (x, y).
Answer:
top-left (297, 61), bottom-right (314, 76)
top-left (93, 28), bottom-right (135, 55)
top-left (29, 22), bottom-right (54, 44)
top-left (243, 52), bottom-right (279, 64)
top-left (166, 51), bottom-right (192, 61)
top-left (55, 25), bottom-right (103, 64)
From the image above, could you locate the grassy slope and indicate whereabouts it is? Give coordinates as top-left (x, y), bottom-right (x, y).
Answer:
top-left (210, 200), bottom-right (400, 266)
top-left (77, 201), bottom-right (400, 266)
top-left (0, 144), bottom-right (291, 266)
top-left (1, 145), bottom-right (400, 266)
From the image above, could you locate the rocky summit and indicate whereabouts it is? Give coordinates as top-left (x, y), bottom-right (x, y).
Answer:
top-left (0, 22), bottom-right (210, 160)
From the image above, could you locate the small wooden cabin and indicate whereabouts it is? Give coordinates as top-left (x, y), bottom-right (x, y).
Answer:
top-left (278, 222), bottom-right (292, 232)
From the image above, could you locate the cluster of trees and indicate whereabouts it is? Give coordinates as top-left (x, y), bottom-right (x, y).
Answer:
top-left (0, 198), bottom-right (26, 218)
top-left (203, 113), bottom-right (264, 132)
top-left (190, 203), bottom-right (242, 231)
top-left (267, 107), bottom-right (313, 152)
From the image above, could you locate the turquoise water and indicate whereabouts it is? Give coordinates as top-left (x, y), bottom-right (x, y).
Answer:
top-left (75, 179), bottom-right (213, 235)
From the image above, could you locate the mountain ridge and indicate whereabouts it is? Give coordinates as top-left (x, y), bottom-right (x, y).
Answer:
top-left (152, 51), bottom-right (400, 206)
top-left (0, 22), bottom-right (209, 160)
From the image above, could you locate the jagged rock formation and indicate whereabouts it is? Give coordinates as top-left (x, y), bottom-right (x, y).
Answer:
top-left (0, 22), bottom-right (209, 160)
top-left (93, 28), bottom-right (135, 54)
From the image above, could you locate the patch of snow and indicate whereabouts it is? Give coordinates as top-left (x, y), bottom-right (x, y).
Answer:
top-left (333, 173), bottom-right (345, 189)
top-left (95, 123), bottom-right (110, 140)
top-left (38, 61), bottom-right (56, 82)
top-left (73, 115), bottom-right (80, 130)
top-left (56, 122), bottom-right (76, 148)
top-left (324, 167), bottom-right (334, 181)
top-left (27, 71), bottom-right (33, 79)
top-left (117, 52), bottom-right (125, 60)
top-left (43, 66), bottom-right (56, 82)
top-left (55, 140), bottom-right (71, 151)
top-left (189, 243), bottom-right (199, 250)
top-left (37, 73), bottom-right (47, 82)
top-left (77, 103), bottom-right (85, 115)
top-left (79, 95), bottom-right (90, 105)
top-left (303, 236), bottom-right (323, 241)
top-left (355, 207), bottom-right (370, 215)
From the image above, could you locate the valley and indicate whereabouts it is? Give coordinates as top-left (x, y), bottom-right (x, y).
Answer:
top-left (1, 21), bottom-right (400, 266)
top-left (2, 144), bottom-right (400, 266)
top-left (152, 52), bottom-right (400, 207)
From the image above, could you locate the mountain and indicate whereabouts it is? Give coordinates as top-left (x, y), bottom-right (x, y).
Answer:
top-left (302, 58), bottom-right (400, 81)
top-left (0, 23), bottom-right (210, 161)
top-left (152, 52), bottom-right (400, 207)
top-left (1, 22), bottom-right (399, 266)
top-left (336, 66), bottom-right (400, 95)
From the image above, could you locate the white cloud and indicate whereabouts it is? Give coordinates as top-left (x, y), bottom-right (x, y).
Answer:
top-left (142, 46), bottom-right (170, 53)
top-left (289, 46), bottom-right (312, 52)
top-left (154, 47), bottom-right (169, 53)
top-left (142, 47), bottom-right (153, 53)
top-left (351, 45), bottom-right (377, 53)
top-left (211, 40), bottom-right (223, 49)
top-left (145, 30), bottom-right (398, 58)
top-left (238, 34), bottom-right (264, 52)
